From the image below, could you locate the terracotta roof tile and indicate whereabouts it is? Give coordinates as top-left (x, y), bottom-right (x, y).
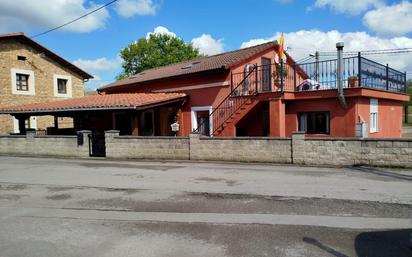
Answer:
top-left (0, 93), bottom-right (186, 114)
top-left (99, 41), bottom-right (277, 91)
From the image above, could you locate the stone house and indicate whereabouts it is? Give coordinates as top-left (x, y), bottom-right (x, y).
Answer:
top-left (0, 32), bottom-right (93, 134)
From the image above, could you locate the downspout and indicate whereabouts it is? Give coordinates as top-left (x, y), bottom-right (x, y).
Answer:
top-left (336, 42), bottom-right (347, 109)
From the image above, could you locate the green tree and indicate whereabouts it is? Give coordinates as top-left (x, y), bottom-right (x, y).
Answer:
top-left (117, 34), bottom-right (202, 80)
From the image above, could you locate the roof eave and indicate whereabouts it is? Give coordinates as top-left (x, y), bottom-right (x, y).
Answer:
top-left (0, 95), bottom-right (187, 115)
top-left (0, 34), bottom-right (94, 80)
top-left (98, 66), bottom-right (227, 92)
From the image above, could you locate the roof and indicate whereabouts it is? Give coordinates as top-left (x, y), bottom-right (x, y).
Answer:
top-left (0, 32), bottom-right (93, 79)
top-left (99, 41), bottom-right (278, 91)
top-left (0, 93), bottom-right (186, 114)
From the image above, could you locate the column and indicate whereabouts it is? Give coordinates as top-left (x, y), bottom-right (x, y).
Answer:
top-left (269, 98), bottom-right (286, 137)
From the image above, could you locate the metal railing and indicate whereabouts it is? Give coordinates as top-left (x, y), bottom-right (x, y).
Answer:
top-left (194, 65), bottom-right (258, 136)
top-left (230, 54), bottom-right (406, 93)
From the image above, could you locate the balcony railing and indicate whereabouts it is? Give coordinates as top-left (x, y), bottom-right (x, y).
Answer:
top-left (231, 54), bottom-right (407, 94)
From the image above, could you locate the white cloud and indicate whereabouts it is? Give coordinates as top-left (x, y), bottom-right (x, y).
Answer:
top-left (146, 26), bottom-right (177, 39)
top-left (191, 34), bottom-right (224, 55)
top-left (364, 1), bottom-right (412, 36)
top-left (314, 0), bottom-right (383, 15)
top-left (241, 30), bottom-right (412, 73)
top-left (115, 0), bottom-right (157, 17)
top-left (0, 0), bottom-right (109, 33)
top-left (73, 56), bottom-right (122, 76)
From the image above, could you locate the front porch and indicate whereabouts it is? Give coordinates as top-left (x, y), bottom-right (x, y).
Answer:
top-left (0, 93), bottom-right (187, 138)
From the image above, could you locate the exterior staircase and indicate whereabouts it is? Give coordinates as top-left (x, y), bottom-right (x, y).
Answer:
top-left (213, 96), bottom-right (260, 136)
top-left (195, 65), bottom-right (259, 136)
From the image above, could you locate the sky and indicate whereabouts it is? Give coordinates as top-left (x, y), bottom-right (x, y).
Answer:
top-left (1, 0), bottom-right (412, 90)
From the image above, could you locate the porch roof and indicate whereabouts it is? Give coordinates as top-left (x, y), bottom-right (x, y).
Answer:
top-left (0, 93), bottom-right (187, 115)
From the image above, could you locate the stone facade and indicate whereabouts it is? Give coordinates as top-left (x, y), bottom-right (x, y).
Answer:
top-left (0, 39), bottom-right (85, 133)
top-left (0, 130), bottom-right (90, 158)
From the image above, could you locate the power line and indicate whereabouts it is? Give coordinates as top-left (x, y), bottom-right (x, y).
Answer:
top-left (318, 48), bottom-right (412, 57)
top-left (297, 56), bottom-right (314, 63)
top-left (31, 0), bottom-right (119, 39)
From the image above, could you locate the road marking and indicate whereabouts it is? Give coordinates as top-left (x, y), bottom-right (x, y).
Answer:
top-left (2, 207), bottom-right (411, 230)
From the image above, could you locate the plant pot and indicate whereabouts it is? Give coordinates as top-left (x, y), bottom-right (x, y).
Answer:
top-left (348, 77), bottom-right (359, 88)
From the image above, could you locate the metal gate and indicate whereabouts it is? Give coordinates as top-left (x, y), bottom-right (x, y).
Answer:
top-left (88, 133), bottom-right (106, 157)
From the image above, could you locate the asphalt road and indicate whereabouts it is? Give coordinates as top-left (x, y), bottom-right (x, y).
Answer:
top-left (0, 156), bottom-right (411, 257)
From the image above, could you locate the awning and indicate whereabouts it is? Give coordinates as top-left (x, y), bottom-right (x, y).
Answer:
top-left (0, 93), bottom-right (187, 115)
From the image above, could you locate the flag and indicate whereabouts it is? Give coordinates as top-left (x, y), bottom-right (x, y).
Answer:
top-left (278, 32), bottom-right (285, 62)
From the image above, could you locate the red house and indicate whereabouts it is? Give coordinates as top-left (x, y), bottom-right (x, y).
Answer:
top-left (1, 41), bottom-right (409, 140)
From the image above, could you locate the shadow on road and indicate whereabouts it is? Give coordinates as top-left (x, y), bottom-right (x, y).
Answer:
top-left (355, 229), bottom-right (412, 257)
top-left (350, 166), bottom-right (412, 181)
top-left (303, 237), bottom-right (349, 257)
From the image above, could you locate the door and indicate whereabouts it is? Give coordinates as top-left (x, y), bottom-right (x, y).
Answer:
top-left (114, 112), bottom-right (132, 135)
top-left (140, 110), bottom-right (154, 136)
top-left (261, 57), bottom-right (272, 92)
top-left (88, 132), bottom-right (106, 157)
top-left (197, 111), bottom-right (210, 136)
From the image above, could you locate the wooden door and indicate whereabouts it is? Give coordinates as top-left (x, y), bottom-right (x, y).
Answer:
top-left (261, 57), bottom-right (272, 92)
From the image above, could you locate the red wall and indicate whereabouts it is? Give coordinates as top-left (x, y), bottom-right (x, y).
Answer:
top-left (285, 96), bottom-right (404, 138)
top-left (356, 97), bottom-right (403, 138)
top-left (104, 47), bottom-right (282, 136)
top-left (285, 98), bottom-right (357, 137)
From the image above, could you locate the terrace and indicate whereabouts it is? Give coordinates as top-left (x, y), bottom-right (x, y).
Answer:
top-left (231, 53), bottom-right (407, 95)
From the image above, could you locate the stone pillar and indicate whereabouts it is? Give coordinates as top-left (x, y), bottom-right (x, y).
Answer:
top-left (105, 130), bottom-right (120, 158)
top-left (269, 98), bottom-right (286, 137)
top-left (291, 132), bottom-right (305, 164)
top-left (77, 130), bottom-right (92, 157)
top-left (26, 130), bottom-right (36, 143)
top-left (189, 133), bottom-right (201, 160)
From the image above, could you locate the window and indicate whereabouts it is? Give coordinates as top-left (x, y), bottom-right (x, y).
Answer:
top-left (298, 112), bottom-right (330, 134)
top-left (370, 99), bottom-right (378, 133)
top-left (57, 78), bottom-right (67, 94)
top-left (16, 73), bottom-right (29, 91)
top-left (17, 55), bottom-right (26, 61)
top-left (11, 69), bottom-right (35, 96)
top-left (53, 75), bottom-right (72, 97)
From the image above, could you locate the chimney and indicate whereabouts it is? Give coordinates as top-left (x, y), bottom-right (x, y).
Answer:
top-left (336, 42), bottom-right (347, 109)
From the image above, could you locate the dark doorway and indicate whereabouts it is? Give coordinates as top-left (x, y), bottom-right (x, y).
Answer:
top-left (197, 110), bottom-right (210, 136)
top-left (114, 112), bottom-right (132, 135)
top-left (88, 132), bottom-right (106, 157)
top-left (261, 57), bottom-right (272, 92)
top-left (140, 110), bottom-right (154, 136)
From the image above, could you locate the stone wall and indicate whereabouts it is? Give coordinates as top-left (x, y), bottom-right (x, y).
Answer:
top-left (0, 130), bottom-right (90, 158)
top-left (106, 131), bottom-right (412, 168)
top-left (0, 39), bottom-right (85, 133)
top-left (105, 131), bottom-right (189, 160)
top-left (292, 132), bottom-right (412, 167)
top-left (189, 133), bottom-right (292, 163)
top-left (105, 132), bottom-right (291, 163)
top-left (1, 130), bottom-right (412, 168)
